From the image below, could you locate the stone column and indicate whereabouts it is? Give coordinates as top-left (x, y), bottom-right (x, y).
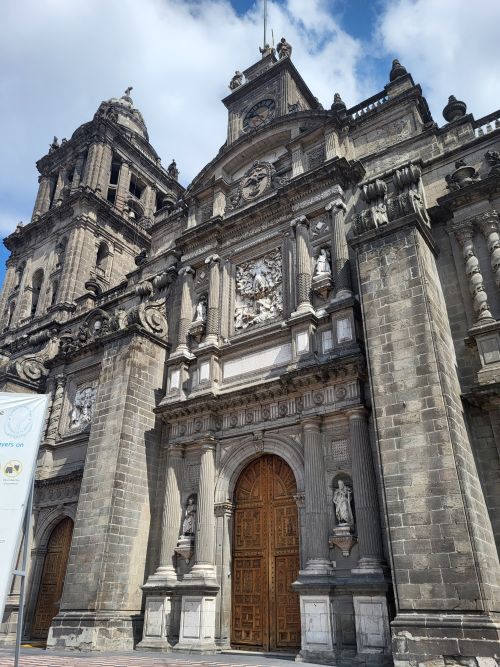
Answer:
top-left (302, 417), bottom-right (331, 573)
top-left (205, 255), bottom-right (220, 345)
top-left (115, 161), bottom-right (130, 212)
top-left (190, 437), bottom-right (217, 580)
top-left (153, 443), bottom-right (184, 581)
top-left (214, 501), bottom-right (234, 647)
top-left (44, 375), bottom-right (65, 446)
top-left (57, 226), bottom-right (85, 304)
top-left (348, 408), bottom-right (384, 572)
top-left (174, 267), bottom-right (195, 356)
top-left (53, 169), bottom-right (67, 205)
top-left (454, 223), bottom-right (493, 322)
top-left (70, 152), bottom-right (86, 192)
top-left (477, 210), bottom-right (500, 289)
top-left (292, 145), bottom-right (304, 177)
top-left (82, 142), bottom-right (104, 190)
top-left (326, 190), bottom-right (351, 299)
top-left (32, 174), bottom-right (52, 218)
top-left (0, 264), bottom-right (17, 325)
top-left (292, 216), bottom-right (313, 315)
top-left (96, 143), bottom-right (113, 195)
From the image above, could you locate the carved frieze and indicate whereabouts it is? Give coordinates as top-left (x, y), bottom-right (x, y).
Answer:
top-left (234, 248), bottom-right (283, 330)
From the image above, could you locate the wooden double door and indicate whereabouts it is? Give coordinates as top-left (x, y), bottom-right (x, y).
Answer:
top-left (31, 517), bottom-right (73, 640)
top-left (231, 455), bottom-right (301, 651)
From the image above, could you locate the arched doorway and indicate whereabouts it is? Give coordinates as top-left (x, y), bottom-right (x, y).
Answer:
top-left (31, 517), bottom-right (73, 640)
top-left (231, 454), bottom-right (300, 652)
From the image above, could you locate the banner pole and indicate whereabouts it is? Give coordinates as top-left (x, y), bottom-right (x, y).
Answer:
top-left (14, 478), bottom-right (34, 667)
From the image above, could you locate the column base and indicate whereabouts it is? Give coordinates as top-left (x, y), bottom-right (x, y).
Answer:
top-left (303, 558), bottom-right (334, 576)
top-left (352, 557), bottom-right (385, 575)
top-left (291, 304), bottom-right (315, 318)
top-left (46, 611), bottom-right (142, 651)
top-left (143, 566), bottom-right (178, 588)
top-left (391, 612), bottom-right (500, 667)
top-left (298, 593), bottom-right (335, 657)
top-left (183, 563), bottom-right (218, 587)
top-left (175, 594), bottom-right (217, 653)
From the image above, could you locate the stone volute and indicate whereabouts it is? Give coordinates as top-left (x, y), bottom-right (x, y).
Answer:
top-left (442, 95), bottom-right (467, 122)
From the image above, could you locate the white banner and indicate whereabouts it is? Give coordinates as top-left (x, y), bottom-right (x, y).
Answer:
top-left (0, 392), bottom-right (49, 621)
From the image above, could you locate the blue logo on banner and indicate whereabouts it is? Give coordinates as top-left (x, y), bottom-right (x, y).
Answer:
top-left (4, 405), bottom-right (33, 438)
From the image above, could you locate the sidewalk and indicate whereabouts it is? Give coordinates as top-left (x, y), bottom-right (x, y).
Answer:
top-left (0, 647), bottom-right (312, 667)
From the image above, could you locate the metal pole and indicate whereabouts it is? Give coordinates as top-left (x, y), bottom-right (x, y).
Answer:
top-left (263, 0), bottom-right (267, 48)
top-left (14, 481), bottom-right (34, 667)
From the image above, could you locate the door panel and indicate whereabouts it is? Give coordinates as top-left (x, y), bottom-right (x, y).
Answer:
top-left (31, 517), bottom-right (73, 640)
top-left (231, 455), bottom-right (300, 651)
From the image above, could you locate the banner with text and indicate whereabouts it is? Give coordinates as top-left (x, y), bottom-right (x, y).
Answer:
top-left (0, 393), bottom-right (49, 621)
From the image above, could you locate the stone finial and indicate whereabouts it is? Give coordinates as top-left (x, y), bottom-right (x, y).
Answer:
top-left (167, 159), bottom-right (179, 180)
top-left (277, 36), bottom-right (292, 59)
top-left (229, 70), bottom-right (243, 90)
top-left (331, 92), bottom-right (347, 115)
top-left (49, 136), bottom-right (60, 153)
top-left (122, 86), bottom-right (133, 103)
top-left (445, 159), bottom-right (481, 191)
top-left (442, 95), bottom-right (467, 122)
top-left (389, 58), bottom-right (407, 82)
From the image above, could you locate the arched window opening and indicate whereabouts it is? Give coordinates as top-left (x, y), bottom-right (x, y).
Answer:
top-left (55, 238), bottom-right (67, 269)
top-left (30, 269), bottom-right (44, 317)
top-left (95, 242), bottom-right (110, 278)
top-left (14, 261), bottom-right (25, 289)
top-left (129, 173), bottom-right (145, 199)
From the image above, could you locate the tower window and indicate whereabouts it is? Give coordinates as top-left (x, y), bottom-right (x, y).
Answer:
top-left (110, 161), bottom-right (121, 185)
top-left (95, 242), bottom-right (110, 278)
top-left (7, 300), bottom-right (16, 327)
top-left (50, 281), bottom-right (59, 306)
top-left (31, 269), bottom-right (44, 317)
top-left (129, 173), bottom-right (144, 199)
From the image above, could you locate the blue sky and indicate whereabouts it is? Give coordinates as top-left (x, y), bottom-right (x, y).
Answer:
top-left (0, 0), bottom-right (499, 285)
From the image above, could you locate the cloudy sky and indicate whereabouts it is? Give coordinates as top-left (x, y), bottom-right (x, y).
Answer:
top-left (1, 0), bottom-right (499, 274)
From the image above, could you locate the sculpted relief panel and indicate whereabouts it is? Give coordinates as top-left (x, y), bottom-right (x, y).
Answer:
top-left (70, 386), bottom-right (96, 431)
top-left (234, 248), bottom-right (283, 330)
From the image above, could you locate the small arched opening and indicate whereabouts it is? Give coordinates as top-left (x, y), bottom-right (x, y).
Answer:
top-left (30, 269), bottom-right (44, 317)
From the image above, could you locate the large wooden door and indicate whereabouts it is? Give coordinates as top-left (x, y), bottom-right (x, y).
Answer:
top-left (31, 517), bottom-right (73, 640)
top-left (231, 455), bottom-right (301, 651)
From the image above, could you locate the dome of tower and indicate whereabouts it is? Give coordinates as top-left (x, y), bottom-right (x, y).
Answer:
top-left (94, 87), bottom-right (149, 141)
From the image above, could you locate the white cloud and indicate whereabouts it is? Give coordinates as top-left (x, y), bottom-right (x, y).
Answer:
top-left (378, 0), bottom-right (500, 122)
top-left (0, 0), bottom-right (367, 238)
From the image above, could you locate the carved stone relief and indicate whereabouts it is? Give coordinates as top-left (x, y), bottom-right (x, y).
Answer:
top-left (234, 248), bottom-right (283, 330)
top-left (70, 386), bottom-right (96, 431)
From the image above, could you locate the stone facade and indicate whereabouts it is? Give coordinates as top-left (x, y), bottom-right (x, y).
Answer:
top-left (0, 48), bottom-right (499, 667)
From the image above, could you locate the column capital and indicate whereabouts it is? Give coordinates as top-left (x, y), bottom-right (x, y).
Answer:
top-left (346, 406), bottom-right (369, 422)
top-left (199, 435), bottom-right (217, 451)
top-left (214, 501), bottom-right (234, 517)
top-left (179, 265), bottom-right (195, 278)
top-left (325, 197), bottom-right (346, 214)
top-left (205, 254), bottom-right (221, 266)
top-left (168, 442), bottom-right (184, 458)
top-left (290, 215), bottom-right (309, 231)
top-left (301, 415), bottom-right (321, 432)
top-left (475, 209), bottom-right (499, 233)
top-left (449, 220), bottom-right (473, 244)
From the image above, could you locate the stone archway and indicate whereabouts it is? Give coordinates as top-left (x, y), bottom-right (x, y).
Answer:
top-left (231, 454), bottom-right (301, 652)
top-left (30, 517), bottom-right (73, 640)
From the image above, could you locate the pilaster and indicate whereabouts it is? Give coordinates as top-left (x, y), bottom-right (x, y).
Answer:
top-left (291, 215), bottom-right (314, 316)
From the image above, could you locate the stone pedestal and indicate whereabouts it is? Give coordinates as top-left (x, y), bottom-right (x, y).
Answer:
top-left (175, 595), bottom-right (217, 652)
top-left (353, 595), bottom-right (391, 656)
top-left (299, 594), bottom-right (335, 659)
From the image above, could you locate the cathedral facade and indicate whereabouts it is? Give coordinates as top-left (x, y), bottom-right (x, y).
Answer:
top-left (0, 45), bottom-right (499, 667)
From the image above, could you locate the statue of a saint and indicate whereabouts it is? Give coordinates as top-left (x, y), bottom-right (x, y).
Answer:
top-left (182, 496), bottom-right (197, 536)
top-left (195, 297), bottom-right (207, 323)
top-left (277, 37), bottom-right (292, 59)
top-left (333, 480), bottom-right (354, 526)
top-left (229, 71), bottom-right (243, 90)
top-left (167, 159), bottom-right (179, 180)
top-left (315, 248), bottom-right (331, 275)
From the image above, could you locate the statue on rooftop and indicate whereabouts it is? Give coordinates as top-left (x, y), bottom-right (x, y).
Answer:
top-left (49, 136), bottom-right (60, 153)
top-left (277, 37), bottom-right (292, 59)
top-left (229, 71), bottom-right (243, 90)
top-left (167, 159), bottom-right (179, 180)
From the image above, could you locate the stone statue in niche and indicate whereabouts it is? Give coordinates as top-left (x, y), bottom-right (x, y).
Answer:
top-left (70, 386), bottom-right (96, 430)
top-left (314, 248), bottom-right (331, 276)
top-left (194, 296), bottom-right (207, 323)
top-left (175, 495), bottom-right (197, 563)
top-left (182, 495), bottom-right (197, 535)
top-left (333, 479), bottom-right (354, 526)
top-left (234, 248), bottom-right (282, 330)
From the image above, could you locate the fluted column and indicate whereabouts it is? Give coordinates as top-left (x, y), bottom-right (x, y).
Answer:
top-left (82, 142), bottom-right (104, 190)
top-left (115, 161), bottom-right (131, 212)
top-left (53, 169), bottom-right (67, 205)
top-left (44, 375), bottom-right (65, 446)
top-left (292, 216), bottom-right (313, 314)
top-left (326, 190), bottom-right (351, 298)
top-left (302, 417), bottom-right (331, 573)
top-left (70, 152), bottom-right (86, 193)
top-left (454, 223), bottom-right (493, 322)
top-left (477, 210), bottom-right (500, 289)
top-left (190, 437), bottom-right (217, 578)
top-left (348, 408), bottom-right (384, 571)
top-left (205, 254), bottom-right (220, 344)
top-left (291, 145), bottom-right (304, 177)
top-left (32, 174), bottom-right (52, 218)
top-left (174, 266), bottom-right (195, 355)
top-left (96, 143), bottom-right (113, 194)
top-left (154, 443), bottom-right (184, 581)
top-left (58, 226), bottom-right (85, 304)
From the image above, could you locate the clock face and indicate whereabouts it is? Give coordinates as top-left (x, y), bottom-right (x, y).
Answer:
top-left (243, 99), bottom-right (276, 130)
